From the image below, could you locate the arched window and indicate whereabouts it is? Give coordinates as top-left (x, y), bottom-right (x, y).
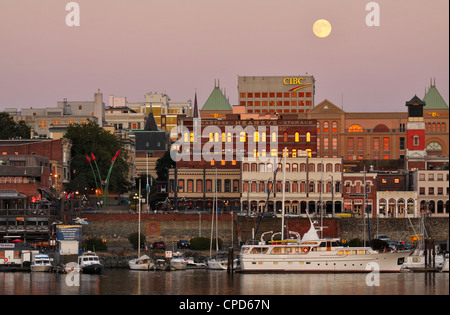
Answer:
top-left (295, 132), bottom-right (300, 142)
top-left (254, 131), bottom-right (260, 142)
top-left (374, 124), bottom-right (389, 132)
top-left (332, 121), bottom-right (337, 133)
top-left (324, 122), bottom-right (329, 133)
top-left (348, 124), bottom-right (363, 133)
top-left (272, 132), bottom-right (277, 142)
top-left (284, 132), bottom-right (288, 142)
top-left (426, 141), bottom-right (443, 157)
top-left (240, 132), bottom-right (246, 142)
top-left (306, 132), bottom-right (311, 142)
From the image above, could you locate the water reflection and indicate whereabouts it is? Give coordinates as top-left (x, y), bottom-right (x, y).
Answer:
top-left (1, 270), bottom-right (448, 295)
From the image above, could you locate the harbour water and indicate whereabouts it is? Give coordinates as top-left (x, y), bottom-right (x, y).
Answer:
top-left (1, 269), bottom-right (448, 296)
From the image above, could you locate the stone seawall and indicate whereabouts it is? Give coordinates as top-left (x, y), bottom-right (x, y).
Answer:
top-left (81, 213), bottom-right (449, 248)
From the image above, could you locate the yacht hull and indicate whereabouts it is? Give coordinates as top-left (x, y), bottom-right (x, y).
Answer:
top-left (82, 264), bottom-right (103, 274)
top-left (31, 265), bottom-right (52, 272)
top-left (240, 250), bottom-right (409, 273)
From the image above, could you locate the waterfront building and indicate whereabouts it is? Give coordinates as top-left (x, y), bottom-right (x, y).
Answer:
top-left (5, 89), bottom-right (105, 139)
top-left (133, 110), bottom-right (169, 180)
top-left (168, 167), bottom-right (241, 212)
top-left (241, 157), bottom-right (342, 216)
top-left (413, 169), bottom-right (449, 216)
top-left (342, 171), bottom-right (377, 217)
top-left (127, 92), bottom-right (191, 133)
top-left (238, 75), bottom-right (316, 114)
top-left (0, 138), bottom-right (72, 192)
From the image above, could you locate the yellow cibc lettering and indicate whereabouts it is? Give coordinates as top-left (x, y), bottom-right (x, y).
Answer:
top-left (283, 77), bottom-right (305, 85)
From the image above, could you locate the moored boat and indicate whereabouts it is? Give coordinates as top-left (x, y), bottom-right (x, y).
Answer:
top-left (129, 254), bottom-right (154, 270)
top-left (239, 220), bottom-right (410, 273)
top-left (30, 253), bottom-right (52, 272)
top-left (78, 251), bottom-right (103, 274)
top-left (170, 252), bottom-right (187, 270)
top-left (207, 252), bottom-right (238, 270)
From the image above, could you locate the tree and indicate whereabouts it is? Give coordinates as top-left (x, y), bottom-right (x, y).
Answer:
top-left (0, 112), bottom-right (31, 139)
top-left (64, 121), bottom-right (131, 194)
top-left (155, 150), bottom-right (176, 181)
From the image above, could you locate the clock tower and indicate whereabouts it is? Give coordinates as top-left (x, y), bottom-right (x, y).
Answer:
top-left (405, 95), bottom-right (426, 170)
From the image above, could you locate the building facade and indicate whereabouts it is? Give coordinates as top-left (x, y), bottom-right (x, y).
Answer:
top-left (238, 75), bottom-right (315, 114)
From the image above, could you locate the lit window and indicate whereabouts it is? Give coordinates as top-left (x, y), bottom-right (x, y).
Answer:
top-left (254, 131), bottom-right (259, 142)
top-left (348, 125), bottom-right (363, 133)
top-left (295, 132), bottom-right (299, 142)
top-left (306, 132), bottom-right (311, 142)
top-left (240, 132), bottom-right (246, 142)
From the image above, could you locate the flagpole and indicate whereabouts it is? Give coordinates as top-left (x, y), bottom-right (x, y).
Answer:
top-left (86, 155), bottom-right (100, 202)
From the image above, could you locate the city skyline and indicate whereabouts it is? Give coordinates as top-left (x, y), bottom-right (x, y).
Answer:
top-left (0, 0), bottom-right (448, 112)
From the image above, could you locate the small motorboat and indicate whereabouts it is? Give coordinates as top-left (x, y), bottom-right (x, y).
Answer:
top-left (31, 253), bottom-right (52, 272)
top-left (129, 255), bottom-right (154, 270)
top-left (78, 251), bottom-right (103, 274)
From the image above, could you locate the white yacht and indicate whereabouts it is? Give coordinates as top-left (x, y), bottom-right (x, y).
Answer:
top-left (129, 255), bottom-right (154, 270)
top-left (239, 220), bottom-right (411, 273)
top-left (30, 253), bottom-right (52, 272)
top-left (78, 251), bottom-right (103, 274)
top-left (239, 150), bottom-right (410, 273)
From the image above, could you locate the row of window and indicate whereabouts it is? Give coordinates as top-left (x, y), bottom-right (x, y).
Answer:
top-left (243, 100), bottom-right (313, 106)
top-left (240, 92), bottom-right (312, 99)
top-left (170, 179), bottom-right (239, 193)
top-left (242, 180), bottom-right (341, 194)
top-left (243, 162), bottom-right (341, 173)
top-left (426, 122), bottom-right (446, 132)
top-left (418, 173), bottom-right (449, 181)
top-left (419, 187), bottom-right (449, 195)
top-left (184, 131), bottom-right (312, 143)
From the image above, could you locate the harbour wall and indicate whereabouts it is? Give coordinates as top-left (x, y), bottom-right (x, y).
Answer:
top-left (80, 214), bottom-right (449, 248)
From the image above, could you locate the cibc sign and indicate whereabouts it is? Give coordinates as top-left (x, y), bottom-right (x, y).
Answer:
top-left (283, 77), bottom-right (305, 85)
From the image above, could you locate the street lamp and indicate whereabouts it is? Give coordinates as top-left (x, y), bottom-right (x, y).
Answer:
top-left (329, 175), bottom-right (335, 217)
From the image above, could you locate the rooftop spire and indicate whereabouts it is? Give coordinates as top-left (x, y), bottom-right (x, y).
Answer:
top-left (193, 90), bottom-right (199, 118)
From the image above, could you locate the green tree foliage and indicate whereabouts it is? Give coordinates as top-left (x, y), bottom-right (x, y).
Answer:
top-left (0, 112), bottom-right (31, 139)
top-left (189, 237), bottom-right (223, 250)
top-left (128, 232), bottom-right (146, 250)
top-left (64, 121), bottom-right (130, 193)
top-left (155, 150), bottom-right (176, 181)
top-left (82, 237), bottom-right (108, 251)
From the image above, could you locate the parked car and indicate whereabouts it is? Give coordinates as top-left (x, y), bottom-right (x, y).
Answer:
top-left (150, 241), bottom-right (166, 250)
top-left (374, 234), bottom-right (390, 242)
top-left (177, 239), bottom-right (190, 249)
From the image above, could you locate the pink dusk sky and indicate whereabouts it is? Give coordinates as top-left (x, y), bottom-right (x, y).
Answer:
top-left (0, 0), bottom-right (448, 112)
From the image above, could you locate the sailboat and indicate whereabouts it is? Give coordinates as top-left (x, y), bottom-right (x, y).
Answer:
top-left (129, 179), bottom-right (154, 270)
top-left (402, 215), bottom-right (444, 270)
top-left (239, 148), bottom-right (411, 273)
top-left (207, 168), bottom-right (237, 270)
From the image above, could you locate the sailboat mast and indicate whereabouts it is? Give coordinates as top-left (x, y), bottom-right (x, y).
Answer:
top-left (281, 148), bottom-right (286, 240)
top-left (138, 178), bottom-right (141, 257)
top-left (215, 168), bottom-right (218, 252)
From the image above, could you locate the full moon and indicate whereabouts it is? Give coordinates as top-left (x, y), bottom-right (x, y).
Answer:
top-left (313, 19), bottom-right (332, 38)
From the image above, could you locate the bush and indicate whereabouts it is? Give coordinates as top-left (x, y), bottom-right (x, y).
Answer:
top-left (82, 237), bottom-right (107, 251)
top-left (190, 237), bottom-right (223, 250)
top-left (128, 232), bottom-right (146, 250)
top-left (371, 239), bottom-right (389, 250)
